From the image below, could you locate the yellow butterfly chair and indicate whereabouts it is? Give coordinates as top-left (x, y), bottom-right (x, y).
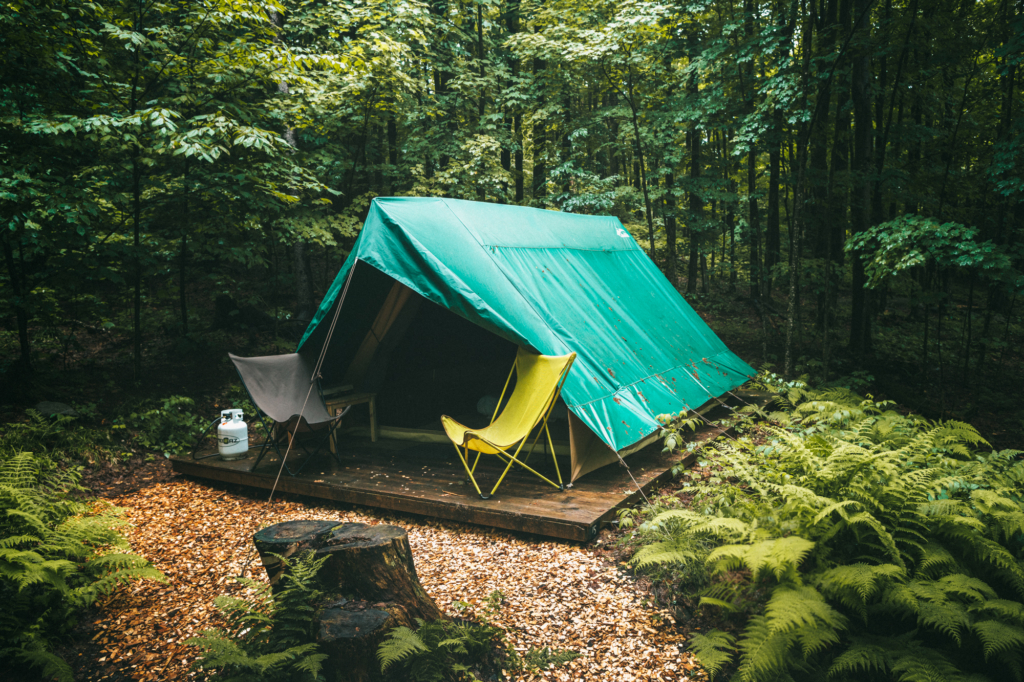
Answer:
top-left (442, 347), bottom-right (576, 500)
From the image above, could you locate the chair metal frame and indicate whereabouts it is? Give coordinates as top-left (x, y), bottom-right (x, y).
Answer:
top-left (446, 351), bottom-right (575, 499)
top-left (239, 374), bottom-right (351, 477)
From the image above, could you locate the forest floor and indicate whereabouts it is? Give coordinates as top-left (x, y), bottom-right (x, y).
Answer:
top-left (61, 458), bottom-right (704, 682)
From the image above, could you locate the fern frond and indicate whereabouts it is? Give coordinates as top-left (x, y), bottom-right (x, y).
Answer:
top-left (689, 630), bottom-right (736, 681)
top-left (630, 540), bottom-right (697, 568)
top-left (969, 599), bottom-right (1024, 625)
top-left (708, 536), bottom-right (815, 582)
top-left (378, 626), bottom-right (429, 671)
top-left (917, 542), bottom-right (959, 577)
top-left (934, 573), bottom-right (997, 602)
top-left (916, 598), bottom-right (969, 645)
top-left (4, 637), bottom-right (75, 682)
top-left (765, 584), bottom-right (847, 638)
top-left (972, 620), bottom-right (1024, 661)
top-left (828, 635), bottom-right (895, 678)
top-left (735, 614), bottom-right (793, 681)
top-left (816, 563), bottom-right (904, 616)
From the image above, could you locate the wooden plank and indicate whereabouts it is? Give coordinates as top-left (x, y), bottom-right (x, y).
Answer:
top-left (172, 392), bottom-right (770, 542)
top-left (172, 456), bottom-right (594, 540)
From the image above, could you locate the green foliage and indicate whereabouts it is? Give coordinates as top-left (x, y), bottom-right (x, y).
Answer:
top-left (377, 618), bottom-right (508, 681)
top-left (0, 452), bottom-right (165, 681)
top-left (520, 645), bottom-right (582, 670)
top-left (0, 409), bottom-right (116, 466)
top-left (119, 395), bottom-right (205, 458)
top-left (629, 381), bottom-right (1024, 681)
top-left (187, 551), bottom-right (328, 682)
top-left (378, 589), bottom-right (579, 681)
top-left (846, 215), bottom-right (1019, 292)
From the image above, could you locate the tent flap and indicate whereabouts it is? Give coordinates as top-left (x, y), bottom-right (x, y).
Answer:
top-left (300, 198), bottom-right (754, 480)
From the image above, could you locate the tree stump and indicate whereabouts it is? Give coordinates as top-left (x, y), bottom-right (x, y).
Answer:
top-left (252, 519), bottom-right (338, 589)
top-left (252, 520), bottom-right (444, 682)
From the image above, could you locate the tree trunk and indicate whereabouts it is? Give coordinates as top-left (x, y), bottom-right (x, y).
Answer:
top-left (514, 113), bottom-right (524, 202)
top-left (387, 117), bottom-right (398, 194)
top-left (254, 520), bottom-right (445, 682)
top-left (507, 0), bottom-right (522, 202)
top-left (745, 0), bottom-right (761, 303)
top-left (784, 1), bottom-right (813, 377)
top-left (849, 0), bottom-right (872, 354)
top-left (766, 109), bottom-right (782, 289)
top-left (625, 69), bottom-right (656, 261)
top-left (748, 149), bottom-right (761, 301)
top-left (132, 155), bottom-right (143, 380)
top-left (687, 124), bottom-right (702, 294)
top-left (1, 231), bottom-right (32, 369)
top-left (294, 241), bottom-right (315, 325)
top-left (532, 56), bottom-right (547, 200)
top-left (179, 157), bottom-right (190, 335)
top-left (664, 171), bottom-right (678, 286)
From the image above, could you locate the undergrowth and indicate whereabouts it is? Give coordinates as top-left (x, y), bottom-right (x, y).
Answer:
top-left (378, 591), bottom-right (579, 681)
top-left (187, 551), bottom-right (328, 681)
top-left (0, 452), bottom-right (165, 681)
top-left (0, 409), bottom-right (117, 467)
top-left (627, 375), bottom-right (1024, 681)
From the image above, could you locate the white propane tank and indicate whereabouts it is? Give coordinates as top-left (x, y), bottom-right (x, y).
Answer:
top-left (218, 409), bottom-right (248, 460)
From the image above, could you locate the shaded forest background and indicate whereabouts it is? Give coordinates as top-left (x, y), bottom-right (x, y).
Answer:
top-left (2, 0), bottom-right (1022, 445)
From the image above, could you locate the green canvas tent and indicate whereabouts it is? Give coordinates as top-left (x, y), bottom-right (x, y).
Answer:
top-left (298, 197), bottom-right (754, 482)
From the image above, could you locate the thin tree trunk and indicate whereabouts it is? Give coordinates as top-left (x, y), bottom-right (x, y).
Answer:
top-left (745, 0), bottom-right (762, 303)
top-left (624, 68), bottom-right (656, 261)
top-left (532, 56), bottom-right (547, 199)
top-left (514, 114), bottom-right (524, 202)
top-left (849, 0), bottom-right (872, 354)
top-left (179, 157), bottom-right (190, 335)
top-left (687, 123), bottom-right (703, 294)
top-left (2, 231), bottom-right (31, 369)
top-left (664, 171), bottom-right (678, 286)
top-left (963, 272), bottom-right (974, 383)
top-left (132, 156), bottom-right (142, 379)
top-left (766, 108), bottom-right (782, 291)
top-left (387, 117), bottom-right (398, 194)
top-left (784, 0), bottom-right (812, 377)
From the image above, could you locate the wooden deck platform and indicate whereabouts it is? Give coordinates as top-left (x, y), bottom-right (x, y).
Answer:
top-left (171, 396), bottom-right (762, 541)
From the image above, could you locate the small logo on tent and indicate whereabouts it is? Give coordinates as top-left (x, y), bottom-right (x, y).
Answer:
top-left (616, 228), bottom-right (629, 238)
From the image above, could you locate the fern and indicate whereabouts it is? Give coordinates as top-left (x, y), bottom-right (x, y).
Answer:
top-left (689, 630), bottom-right (737, 679)
top-left (624, 377), bottom-right (1024, 682)
top-left (0, 452), bottom-right (164, 682)
top-left (379, 624), bottom-right (430, 671)
top-left (521, 646), bottom-right (582, 670)
top-left (378, 591), bottom-right (578, 681)
top-left (188, 550), bottom-right (328, 682)
top-left (377, 617), bottom-right (508, 681)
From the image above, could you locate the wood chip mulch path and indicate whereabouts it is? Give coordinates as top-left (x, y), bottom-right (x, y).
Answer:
top-left (74, 462), bottom-right (704, 681)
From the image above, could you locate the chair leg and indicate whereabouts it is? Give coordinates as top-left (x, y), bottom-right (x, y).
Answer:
top-left (470, 447), bottom-right (482, 476)
top-left (545, 424), bottom-right (564, 489)
top-left (519, 427), bottom-right (545, 466)
top-left (452, 443), bottom-right (485, 498)
top-left (488, 442), bottom-right (562, 497)
top-left (249, 417), bottom-right (280, 471)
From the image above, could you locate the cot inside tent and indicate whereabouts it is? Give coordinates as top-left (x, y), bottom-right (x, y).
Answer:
top-left (297, 197), bottom-right (755, 482)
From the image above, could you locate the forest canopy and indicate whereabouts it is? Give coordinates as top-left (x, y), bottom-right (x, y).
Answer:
top-left (1, 0), bottom-right (1022, 392)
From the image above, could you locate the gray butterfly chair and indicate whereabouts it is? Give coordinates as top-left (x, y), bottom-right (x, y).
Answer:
top-left (229, 353), bottom-right (351, 476)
